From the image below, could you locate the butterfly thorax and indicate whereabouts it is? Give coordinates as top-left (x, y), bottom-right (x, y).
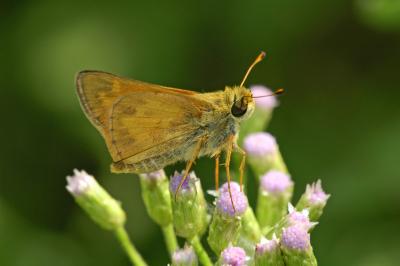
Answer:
top-left (193, 86), bottom-right (255, 156)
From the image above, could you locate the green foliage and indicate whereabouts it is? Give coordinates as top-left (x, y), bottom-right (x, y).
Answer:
top-left (1, 1), bottom-right (400, 265)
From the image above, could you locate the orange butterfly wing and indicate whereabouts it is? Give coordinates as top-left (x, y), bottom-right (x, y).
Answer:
top-left (76, 71), bottom-right (212, 165)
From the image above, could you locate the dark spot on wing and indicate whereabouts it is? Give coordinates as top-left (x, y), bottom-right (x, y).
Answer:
top-left (123, 106), bottom-right (136, 115)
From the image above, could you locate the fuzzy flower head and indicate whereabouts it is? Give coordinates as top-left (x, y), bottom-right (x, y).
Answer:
top-left (140, 169), bottom-right (166, 181)
top-left (66, 169), bottom-right (126, 230)
top-left (261, 170), bottom-right (293, 194)
top-left (220, 181), bottom-right (241, 193)
top-left (221, 246), bottom-right (247, 266)
top-left (66, 169), bottom-right (96, 196)
top-left (172, 246), bottom-right (198, 266)
top-left (281, 225), bottom-right (311, 251)
top-left (250, 85), bottom-right (278, 110)
top-left (306, 180), bottom-right (330, 205)
top-left (206, 182), bottom-right (240, 198)
top-left (244, 132), bottom-right (278, 158)
top-left (169, 171), bottom-right (197, 194)
top-left (169, 169), bottom-right (207, 239)
top-left (255, 236), bottom-right (279, 255)
top-left (287, 204), bottom-right (317, 230)
top-left (217, 183), bottom-right (248, 217)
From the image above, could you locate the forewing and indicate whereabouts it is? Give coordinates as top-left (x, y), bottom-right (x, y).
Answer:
top-left (110, 91), bottom-right (202, 162)
top-left (76, 71), bottom-right (210, 162)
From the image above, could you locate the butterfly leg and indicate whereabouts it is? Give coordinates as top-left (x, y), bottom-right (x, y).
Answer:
top-left (215, 153), bottom-right (220, 191)
top-left (225, 135), bottom-right (236, 212)
top-left (235, 145), bottom-right (246, 192)
top-left (174, 137), bottom-right (205, 200)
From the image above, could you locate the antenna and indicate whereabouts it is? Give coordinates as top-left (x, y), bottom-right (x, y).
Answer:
top-left (252, 88), bottom-right (284, 98)
top-left (240, 51), bottom-right (266, 87)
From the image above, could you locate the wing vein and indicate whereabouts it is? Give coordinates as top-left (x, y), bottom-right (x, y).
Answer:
top-left (114, 130), bottom-right (197, 163)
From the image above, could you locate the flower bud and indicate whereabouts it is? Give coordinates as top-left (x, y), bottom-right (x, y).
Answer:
top-left (216, 183), bottom-right (248, 218)
top-left (254, 236), bottom-right (284, 266)
top-left (217, 246), bottom-right (247, 266)
top-left (243, 132), bottom-right (288, 176)
top-left (207, 182), bottom-right (248, 255)
top-left (170, 171), bottom-right (208, 239)
top-left (218, 182), bottom-right (259, 255)
top-left (257, 170), bottom-right (293, 230)
top-left (239, 85), bottom-right (278, 144)
top-left (287, 204), bottom-right (317, 231)
top-left (296, 180), bottom-right (330, 221)
top-left (172, 246), bottom-right (198, 266)
top-left (66, 169), bottom-right (126, 230)
top-left (139, 170), bottom-right (173, 227)
top-left (220, 182), bottom-right (241, 193)
top-left (265, 203), bottom-right (317, 238)
top-left (281, 225), bottom-right (310, 250)
top-left (280, 225), bottom-right (317, 266)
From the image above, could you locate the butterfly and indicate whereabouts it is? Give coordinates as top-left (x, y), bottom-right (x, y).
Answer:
top-left (76, 51), bottom-right (282, 210)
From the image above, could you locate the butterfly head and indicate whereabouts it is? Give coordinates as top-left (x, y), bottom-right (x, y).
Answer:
top-left (229, 86), bottom-right (255, 120)
top-left (227, 51), bottom-right (264, 120)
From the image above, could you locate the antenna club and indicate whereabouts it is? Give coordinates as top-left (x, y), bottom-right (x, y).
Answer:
top-left (249, 87), bottom-right (285, 99)
top-left (275, 88), bottom-right (284, 95)
top-left (255, 51), bottom-right (266, 64)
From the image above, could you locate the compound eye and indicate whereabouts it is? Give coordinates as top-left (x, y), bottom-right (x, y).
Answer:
top-left (231, 97), bottom-right (247, 117)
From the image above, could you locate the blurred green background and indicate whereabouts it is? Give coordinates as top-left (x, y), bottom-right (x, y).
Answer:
top-left (1, 0), bottom-right (400, 265)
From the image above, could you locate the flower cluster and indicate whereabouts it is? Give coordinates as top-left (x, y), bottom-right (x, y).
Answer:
top-left (66, 85), bottom-right (330, 265)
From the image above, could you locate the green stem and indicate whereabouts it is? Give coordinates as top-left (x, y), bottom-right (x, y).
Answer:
top-left (275, 150), bottom-right (289, 173)
top-left (115, 227), bottom-right (148, 266)
top-left (162, 224), bottom-right (179, 255)
top-left (190, 236), bottom-right (213, 266)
